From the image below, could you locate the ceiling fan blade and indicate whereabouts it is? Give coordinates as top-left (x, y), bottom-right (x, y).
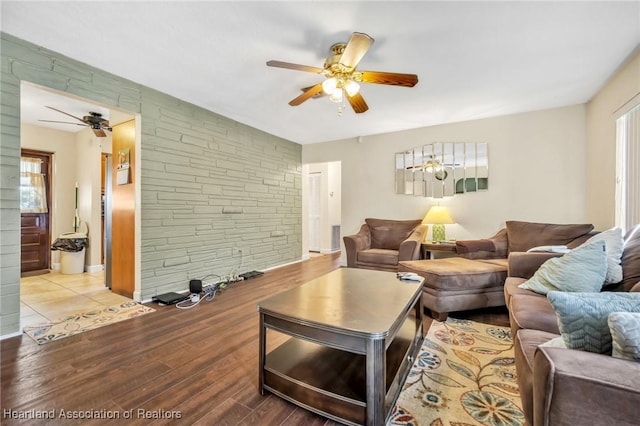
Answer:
top-left (46, 106), bottom-right (87, 123)
top-left (347, 92), bottom-right (369, 114)
top-left (266, 60), bottom-right (324, 74)
top-left (339, 32), bottom-right (374, 69)
top-left (301, 85), bottom-right (326, 98)
top-left (289, 83), bottom-right (325, 106)
top-left (358, 70), bottom-right (419, 87)
top-left (38, 119), bottom-right (87, 126)
top-left (92, 128), bottom-right (107, 137)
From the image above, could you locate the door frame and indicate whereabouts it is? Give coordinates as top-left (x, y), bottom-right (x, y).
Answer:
top-left (308, 172), bottom-right (322, 252)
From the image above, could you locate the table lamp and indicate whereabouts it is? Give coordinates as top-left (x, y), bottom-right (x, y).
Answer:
top-left (423, 206), bottom-right (455, 243)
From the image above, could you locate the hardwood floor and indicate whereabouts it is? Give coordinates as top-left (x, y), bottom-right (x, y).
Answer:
top-left (1, 253), bottom-right (508, 425)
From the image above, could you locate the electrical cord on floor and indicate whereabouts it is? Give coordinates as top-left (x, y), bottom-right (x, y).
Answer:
top-left (175, 254), bottom-right (248, 310)
top-left (175, 293), bottom-right (204, 310)
top-left (175, 274), bottom-right (222, 310)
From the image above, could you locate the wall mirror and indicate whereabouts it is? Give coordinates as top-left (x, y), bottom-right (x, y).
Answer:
top-left (395, 142), bottom-right (488, 198)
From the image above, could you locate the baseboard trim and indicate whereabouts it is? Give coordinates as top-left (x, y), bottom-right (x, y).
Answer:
top-left (138, 257), bottom-right (311, 304)
top-left (86, 264), bottom-right (105, 273)
top-left (262, 257), bottom-right (305, 272)
top-left (319, 248), bottom-right (340, 254)
top-left (0, 330), bottom-right (22, 341)
top-left (51, 262), bottom-right (60, 271)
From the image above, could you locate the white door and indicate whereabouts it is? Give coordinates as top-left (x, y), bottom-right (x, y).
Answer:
top-left (308, 173), bottom-right (321, 252)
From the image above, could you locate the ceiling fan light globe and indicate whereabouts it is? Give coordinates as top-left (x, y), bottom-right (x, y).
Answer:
top-left (329, 89), bottom-right (343, 103)
top-left (345, 80), bottom-right (360, 97)
top-left (322, 77), bottom-right (337, 95)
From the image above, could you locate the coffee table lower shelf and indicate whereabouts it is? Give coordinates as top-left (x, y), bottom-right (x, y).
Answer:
top-left (263, 327), bottom-right (419, 425)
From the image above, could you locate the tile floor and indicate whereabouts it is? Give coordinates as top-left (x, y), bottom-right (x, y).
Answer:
top-left (20, 270), bottom-right (132, 327)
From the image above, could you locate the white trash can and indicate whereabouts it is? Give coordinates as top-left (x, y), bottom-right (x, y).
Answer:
top-left (55, 232), bottom-right (87, 274)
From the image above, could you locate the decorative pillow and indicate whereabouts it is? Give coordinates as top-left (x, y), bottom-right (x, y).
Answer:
top-left (547, 291), bottom-right (640, 354)
top-left (608, 312), bottom-right (640, 362)
top-left (518, 240), bottom-right (607, 295)
top-left (585, 227), bottom-right (624, 284)
top-left (538, 336), bottom-right (567, 348)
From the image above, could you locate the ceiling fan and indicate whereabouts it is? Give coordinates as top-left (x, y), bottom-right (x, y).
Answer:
top-left (267, 32), bottom-right (418, 114)
top-left (39, 106), bottom-right (112, 137)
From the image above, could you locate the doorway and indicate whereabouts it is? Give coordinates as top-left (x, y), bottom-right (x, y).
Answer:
top-left (19, 82), bottom-right (137, 325)
top-left (308, 173), bottom-right (321, 252)
top-left (302, 161), bottom-right (342, 257)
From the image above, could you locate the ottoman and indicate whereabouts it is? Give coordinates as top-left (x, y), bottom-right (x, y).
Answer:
top-left (398, 257), bottom-right (508, 320)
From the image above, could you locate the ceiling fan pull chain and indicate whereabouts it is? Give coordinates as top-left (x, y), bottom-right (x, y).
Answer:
top-left (338, 88), bottom-right (346, 116)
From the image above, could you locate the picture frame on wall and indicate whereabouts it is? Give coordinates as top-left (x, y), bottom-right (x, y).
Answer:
top-left (116, 148), bottom-right (130, 185)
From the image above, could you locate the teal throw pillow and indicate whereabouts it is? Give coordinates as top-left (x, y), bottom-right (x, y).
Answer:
top-left (608, 312), bottom-right (640, 362)
top-left (585, 227), bottom-right (624, 284)
top-left (547, 291), bottom-right (640, 354)
top-left (518, 240), bottom-right (607, 295)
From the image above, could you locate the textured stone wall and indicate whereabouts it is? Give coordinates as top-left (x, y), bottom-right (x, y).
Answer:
top-left (0, 33), bottom-right (301, 335)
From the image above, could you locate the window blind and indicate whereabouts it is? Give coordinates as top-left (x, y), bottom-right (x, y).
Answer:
top-left (616, 102), bottom-right (640, 231)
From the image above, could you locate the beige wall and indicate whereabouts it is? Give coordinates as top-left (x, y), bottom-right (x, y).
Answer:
top-left (586, 49), bottom-right (640, 230)
top-left (303, 104), bottom-right (588, 263)
top-left (75, 128), bottom-right (111, 270)
top-left (21, 123), bottom-right (110, 271)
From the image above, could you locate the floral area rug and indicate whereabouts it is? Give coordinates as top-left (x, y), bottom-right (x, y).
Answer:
top-left (23, 301), bottom-right (154, 345)
top-left (389, 318), bottom-right (524, 426)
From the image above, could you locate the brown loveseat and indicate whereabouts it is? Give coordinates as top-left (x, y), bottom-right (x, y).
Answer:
top-left (343, 218), bottom-right (427, 272)
top-left (505, 225), bottom-right (640, 426)
top-left (399, 221), bottom-right (597, 320)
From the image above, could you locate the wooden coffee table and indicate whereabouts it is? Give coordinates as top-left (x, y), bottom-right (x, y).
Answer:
top-left (257, 268), bottom-right (424, 425)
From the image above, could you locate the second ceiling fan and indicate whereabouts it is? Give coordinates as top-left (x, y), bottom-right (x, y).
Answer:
top-left (40, 106), bottom-right (112, 137)
top-left (267, 32), bottom-right (418, 114)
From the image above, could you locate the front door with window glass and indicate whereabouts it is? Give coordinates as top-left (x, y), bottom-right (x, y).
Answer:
top-left (20, 149), bottom-right (52, 274)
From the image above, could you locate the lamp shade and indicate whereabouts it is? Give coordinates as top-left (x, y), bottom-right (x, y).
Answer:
top-left (422, 206), bottom-right (455, 224)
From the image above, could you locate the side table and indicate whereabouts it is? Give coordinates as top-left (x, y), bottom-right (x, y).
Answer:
top-left (421, 241), bottom-right (457, 259)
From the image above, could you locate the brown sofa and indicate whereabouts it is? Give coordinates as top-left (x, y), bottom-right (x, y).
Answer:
top-left (399, 221), bottom-right (596, 320)
top-left (343, 218), bottom-right (427, 272)
top-left (505, 225), bottom-right (640, 426)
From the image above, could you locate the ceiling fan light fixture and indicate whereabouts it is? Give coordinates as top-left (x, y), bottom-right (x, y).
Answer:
top-left (322, 77), bottom-right (337, 95)
top-left (267, 31), bottom-right (417, 115)
top-left (344, 80), bottom-right (360, 97)
top-left (329, 88), bottom-right (343, 103)
top-left (424, 160), bottom-right (444, 174)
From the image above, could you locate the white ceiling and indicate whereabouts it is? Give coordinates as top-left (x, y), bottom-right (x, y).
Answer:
top-left (3, 1), bottom-right (639, 144)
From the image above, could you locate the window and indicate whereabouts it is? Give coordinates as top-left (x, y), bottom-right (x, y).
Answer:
top-left (20, 156), bottom-right (48, 213)
top-left (615, 97), bottom-right (640, 231)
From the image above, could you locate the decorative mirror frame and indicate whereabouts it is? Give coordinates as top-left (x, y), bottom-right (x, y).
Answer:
top-left (395, 142), bottom-right (488, 198)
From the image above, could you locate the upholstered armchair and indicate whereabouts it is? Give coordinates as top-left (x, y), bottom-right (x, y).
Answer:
top-left (343, 218), bottom-right (427, 272)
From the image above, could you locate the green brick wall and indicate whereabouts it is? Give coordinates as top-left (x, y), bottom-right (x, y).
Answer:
top-left (0, 33), bottom-right (302, 336)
